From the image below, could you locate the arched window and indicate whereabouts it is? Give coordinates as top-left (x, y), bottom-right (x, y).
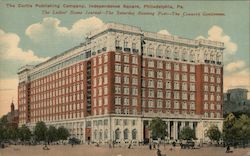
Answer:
top-left (132, 129), bottom-right (137, 140)
top-left (165, 46), bottom-right (172, 59)
top-left (156, 45), bottom-right (163, 58)
top-left (115, 128), bottom-right (120, 140)
top-left (124, 129), bottom-right (129, 140)
top-left (147, 44), bottom-right (154, 57)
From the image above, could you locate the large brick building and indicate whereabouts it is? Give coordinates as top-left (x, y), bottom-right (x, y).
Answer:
top-left (18, 23), bottom-right (224, 143)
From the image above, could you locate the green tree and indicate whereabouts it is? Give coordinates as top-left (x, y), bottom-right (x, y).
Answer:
top-left (47, 125), bottom-right (58, 143)
top-left (6, 127), bottom-right (19, 141)
top-left (19, 125), bottom-right (32, 142)
top-left (206, 125), bottom-right (221, 144)
top-left (223, 113), bottom-right (237, 143)
top-left (57, 126), bottom-right (70, 141)
top-left (179, 126), bottom-right (195, 140)
top-left (149, 117), bottom-right (167, 140)
top-left (34, 121), bottom-right (47, 142)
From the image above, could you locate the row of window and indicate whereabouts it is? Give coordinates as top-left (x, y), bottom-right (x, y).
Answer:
top-left (204, 66), bottom-right (221, 74)
top-left (30, 73), bottom-right (84, 89)
top-left (204, 103), bottom-right (221, 110)
top-left (92, 54), bottom-right (108, 66)
top-left (115, 54), bottom-right (138, 64)
top-left (141, 100), bottom-right (196, 110)
top-left (204, 75), bottom-right (221, 83)
top-left (30, 52), bottom-right (89, 80)
top-left (204, 94), bottom-right (221, 101)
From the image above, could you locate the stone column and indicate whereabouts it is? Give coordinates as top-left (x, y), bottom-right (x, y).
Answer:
top-left (173, 121), bottom-right (178, 140)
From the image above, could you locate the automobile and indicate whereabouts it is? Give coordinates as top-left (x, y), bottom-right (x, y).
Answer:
top-left (68, 137), bottom-right (81, 144)
top-left (180, 140), bottom-right (195, 149)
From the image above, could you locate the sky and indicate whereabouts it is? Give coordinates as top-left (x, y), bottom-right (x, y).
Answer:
top-left (0, 0), bottom-right (249, 117)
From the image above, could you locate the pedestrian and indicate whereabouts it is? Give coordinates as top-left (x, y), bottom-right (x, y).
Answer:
top-left (149, 143), bottom-right (152, 150)
top-left (156, 149), bottom-right (161, 156)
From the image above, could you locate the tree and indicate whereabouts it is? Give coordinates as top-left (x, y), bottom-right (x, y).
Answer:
top-left (34, 121), bottom-right (47, 142)
top-left (47, 125), bottom-right (58, 143)
top-left (19, 125), bottom-right (32, 142)
top-left (206, 125), bottom-right (221, 144)
top-left (149, 117), bottom-right (167, 140)
top-left (57, 126), bottom-right (70, 141)
top-left (179, 126), bottom-right (195, 140)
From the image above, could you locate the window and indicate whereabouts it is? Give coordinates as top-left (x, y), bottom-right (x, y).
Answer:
top-left (115, 75), bottom-right (121, 83)
top-left (132, 77), bottom-right (138, 85)
top-left (216, 68), bottom-right (221, 74)
top-left (210, 76), bottom-right (215, 83)
top-left (174, 82), bottom-right (180, 90)
top-left (204, 102), bottom-right (208, 110)
top-left (182, 102), bottom-right (187, 109)
top-left (174, 73), bottom-right (179, 80)
top-left (190, 65), bottom-right (195, 72)
top-left (115, 54), bottom-right (121, 61)
top-left (104, 86), bottom-right (108, 95)
top-left (166, 62), bottom-right (171, 70)
top-left (132, 88), bottom-right (138, 95)
top-left (132, 56), bottom-right (138, 64)
top-left (210, 103), bottom-right (214, 110)
top-left (124, 98), bottom-right (129, 105)
top-left (157, 100), bottom-right (163, 108)
top-left (190, 83), bottom-right (195, 91)
top-left (115, 64), bottom-right (121, 72)
top-left (190, 74), bottom-right (195, 82)
top-left (190, 102), bottom-right (195, 110)
top-left (202, 76), bottom-right (208, 83)
top-left (204, 66), bottom-right (208, 73)
top-left (103, 65), bottom-right (108, 73)
top-left (124, 65), bottom-right (130, 73)
top-left (148, 100), bottom-right (154, 108)
top-left (148, 80), bottom-right (154, 88)
top-left (174, 92), bottom-right (180, 99)
top-left (190, 92), bottom-right (195, 100)
top-left (132, 67), bottom-right (138, 75)
top-left (166, 91), bottom-right (171, 99)
top-left (204, 93), bottom-right (208, 100)
top-left (124, 87), bottom-right (129, 95)
top-left (166, 81), bottom-right (171, 89)
top-left (115, 96), bottom-right (121, 105)
top-left (155, 71), bottom-right (163, 79)
top-left (115, 86), bottom-right (121, 94)
top-left (182, 82), bottom-right (187, 91)
top-left (216, 104), bottom-right (221, 110)
top-left (217, 77), bottom-right (221, 83)
top-left (103, 76), bottom-right (108, 84)
top-left (210, 85), bottom-right (215, 92)
top-left (157, 61), bottom-right (163, 68)
top-left (166, 100), bottom-right (171, 108)
top-left (182, 92), bottom-right (187, 100)
top-left (157, 90), bottom-right (163, 98)
top-left (182, 73), bottom-right (187, 81)
top-left (148, 60), bottom-right (154, 67)
top-left (132, 98), bottom-right (137, 106)
top-left (174, 101), bottom-right (179, 109)
top-left (124, 55), bottom-right (129, 63)
top-left (124, 76), bottom-right (129, 84)
top-left (157, 80), bottom-right (163, 88)
top-left (149, 90), bottom-right (154, 97)
top-left (148, 70), bottom-right (154, 77)
top-left (166, 71), bottom-right (171, 80)
top-left (98, 56), bottom-right (102, 64)
top-left (174, 63), bottom-right (179, 71)
top-left (217, 95), bottom-right (221, 101)
top-left (210, 67), bottom-right (215, 73)
top-left (182, 64), bottom-right (187, 71)
top-left (104, 55), bottom-right (108, 63)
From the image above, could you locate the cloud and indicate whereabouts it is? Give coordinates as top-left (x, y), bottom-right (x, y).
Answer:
top-left (158, 29), bottom-right (171, 35)
top-left (224, 67), bottom-right (250, 98)
top-left (225, 60), bottom-right (246, 72)
top-left (0, 29), bottom-right (49, 63)
top-left (25, 16), bottom-right (104, 45)
top-left (196, 25), bottom-right (237, 55)
top-left (0, 78), bottom-right (18, 117)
